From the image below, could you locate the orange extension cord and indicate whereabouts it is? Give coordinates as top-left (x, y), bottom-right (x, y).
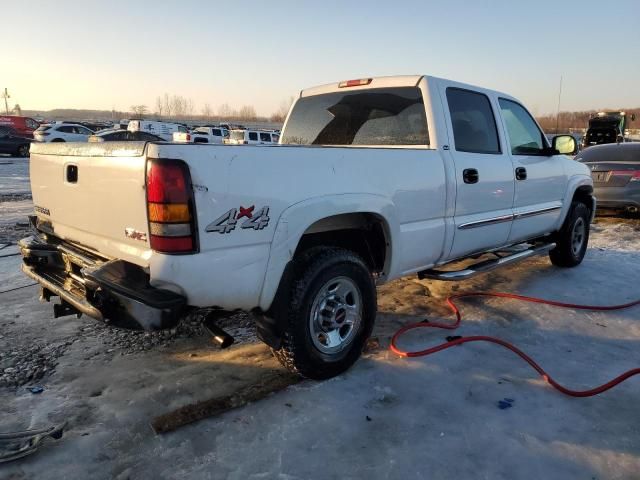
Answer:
top-left (389, 292), bottom-right (640, 397)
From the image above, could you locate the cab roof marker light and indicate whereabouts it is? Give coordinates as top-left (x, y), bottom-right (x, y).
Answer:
top-left (338, 78), bottom-right (373, 88)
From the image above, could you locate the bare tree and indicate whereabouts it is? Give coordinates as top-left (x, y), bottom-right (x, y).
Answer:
top-left (270, 97), bottom-right (294, 123)
top-left (238, 105), bottom-right (257, 121)
top-left (155, 96), bottom-right (164, 118)
top-left (202, 103), bottom-right (213, 120)
top-left (130, 105), bottom-right (148, 117)
top-left (187, 98), bottom-right (195, 118)
top-left (218, 103), bottom-right (232, 119)
top-left (170, 95), bottom-right (188, 118)
top-left (162, 93), bottom-right (172, 118)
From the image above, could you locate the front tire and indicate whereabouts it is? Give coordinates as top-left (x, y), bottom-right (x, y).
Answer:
top-left (17, 144), bottom-right (30, 157)
top-left (271, 247), bottom-right (377, 380)
top-left (549, 200), bottom-right (590, 267)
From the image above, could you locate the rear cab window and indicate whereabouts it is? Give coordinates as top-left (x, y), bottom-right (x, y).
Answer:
top-left (281, 86), bottom-right (429, 146)
top-left (446, 88), bottom-right (500, 154)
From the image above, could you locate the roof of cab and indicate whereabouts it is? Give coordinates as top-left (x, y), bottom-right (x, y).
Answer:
top-left (298, 74), bottom-right (518, 103)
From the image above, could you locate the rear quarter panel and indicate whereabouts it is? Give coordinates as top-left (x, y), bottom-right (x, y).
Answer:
top-left (147, 143), bottom-right (448, 309)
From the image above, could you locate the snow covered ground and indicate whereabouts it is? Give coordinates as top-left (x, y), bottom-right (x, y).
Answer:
top-left (1, 157), bottom-right (639, 479)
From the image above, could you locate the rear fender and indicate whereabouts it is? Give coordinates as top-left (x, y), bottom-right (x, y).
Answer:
top-left (258, 194), bottom-right (398, 311)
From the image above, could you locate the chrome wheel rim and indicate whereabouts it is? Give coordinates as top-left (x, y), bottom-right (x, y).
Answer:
top-left (571, 217), bottom-right (586, 256)
top-left (309, 276), bottom-right (362, 355)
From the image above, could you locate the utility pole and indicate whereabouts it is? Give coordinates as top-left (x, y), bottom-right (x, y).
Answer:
top-left (554, 76), bottom-right (563, 134)
top-left (2, 88), bottom-right (10, 114)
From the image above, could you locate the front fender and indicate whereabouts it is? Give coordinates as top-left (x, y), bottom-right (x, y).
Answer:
top-left (554, 174), bottom-right (595, 230)
top-left (258, 193), bottom-right (398, 311)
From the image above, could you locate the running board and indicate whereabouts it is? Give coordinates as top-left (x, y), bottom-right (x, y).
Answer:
top-left (418, 242), bottom-right (556, 281)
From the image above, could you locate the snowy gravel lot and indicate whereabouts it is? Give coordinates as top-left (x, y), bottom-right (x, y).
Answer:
top-left (1, 156), bottom-right (639, 479)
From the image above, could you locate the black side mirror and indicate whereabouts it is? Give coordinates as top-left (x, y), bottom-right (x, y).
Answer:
top-left (552, 135), bottom-right (577, 155)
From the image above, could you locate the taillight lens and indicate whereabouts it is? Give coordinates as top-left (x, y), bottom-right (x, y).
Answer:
top-left (611, 170), bottom-right (640, 182)
top-left (146, 159), bottom-right (197, 254)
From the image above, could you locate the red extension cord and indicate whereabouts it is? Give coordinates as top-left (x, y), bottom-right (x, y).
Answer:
top-left (389, 291), bottom-right (640, 397)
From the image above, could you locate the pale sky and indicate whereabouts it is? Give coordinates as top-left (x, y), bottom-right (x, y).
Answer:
top-left (3, 0), bottom-right (639, 116)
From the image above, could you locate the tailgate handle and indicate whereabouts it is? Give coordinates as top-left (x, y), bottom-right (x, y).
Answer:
top-left (66, 164), bottom-right (78, 183)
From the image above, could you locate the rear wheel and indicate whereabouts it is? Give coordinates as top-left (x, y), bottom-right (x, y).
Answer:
top-left (549, 201), bottom-right (590, 267)
top-left (271, 247), bottom-right (376, 379)
top-left (51, 138), bottom-right (65, 142)
top-left (17, 144), bottom-right (30, 157)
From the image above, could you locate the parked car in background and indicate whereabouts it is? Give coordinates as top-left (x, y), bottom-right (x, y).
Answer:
top-left (127, 120), bottom-right (188, 141)
top-left (226, 129), bottom-right (280, 145)
top-left (0, 116), bottom-right (40, 138)
top-left (0, 126), bottom-right (33, 157)
top-left (576, 143), bottom-right (640, 215)
top-left (89, 129), bottom-right (165, 142)
top-left (173, 126), bottom-right (229, 144)
top-left (33, 123), bottom-right (94, 142)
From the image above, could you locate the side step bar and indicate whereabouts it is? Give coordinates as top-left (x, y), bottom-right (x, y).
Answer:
top-left (418, 242), bottom-right (556, 281)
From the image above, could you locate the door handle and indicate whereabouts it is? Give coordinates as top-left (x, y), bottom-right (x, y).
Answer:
top-left (515, 167), bottom-right (527, 181)
top-left (463, 168), bottom-right (479, 184)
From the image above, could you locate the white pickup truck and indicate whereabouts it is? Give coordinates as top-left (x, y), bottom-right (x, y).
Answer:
top-left (20, 75), bottom-right (594, 379)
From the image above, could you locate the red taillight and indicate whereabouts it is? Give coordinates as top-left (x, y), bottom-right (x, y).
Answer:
top-left (611, 170), bottom-right (640, 181)
top-left (338, 78), bottom-right (373, 88)
top-left (147, 162), bottom-right (189, 203)
top-left (146, 159), bottom-right (197, 254)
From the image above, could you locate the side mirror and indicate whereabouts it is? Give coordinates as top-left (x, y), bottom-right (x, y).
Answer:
top-left (552, 135), bottom-right (577, 155)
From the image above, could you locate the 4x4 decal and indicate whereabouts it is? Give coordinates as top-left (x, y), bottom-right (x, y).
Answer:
top-left (206, 205), bottom-right (270, 234)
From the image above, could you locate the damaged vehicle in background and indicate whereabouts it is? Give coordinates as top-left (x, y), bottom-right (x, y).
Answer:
top-left (19, 75), bottom-right (593, 379)
top-left (581, 111), bottom-right (636, 149)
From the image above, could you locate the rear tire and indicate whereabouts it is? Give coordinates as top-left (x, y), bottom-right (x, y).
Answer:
top-left (549, 201), bottom-right (590, 267)
top-left (51, 138), bottom-right (65, 142)
top-left (17, 144), bottom-right (30, 157)
top-left (271, 247), bottom-right (377, 380)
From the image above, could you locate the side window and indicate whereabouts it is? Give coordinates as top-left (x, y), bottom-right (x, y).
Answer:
top-left (260, 132), bottom-right (271, 142)
top-left (498, 98), bottom-right (545, 155)
top-left (77, 127), bottom-right (91, 134)
top-left (58, 126), bottom-right (72, 133)
top-left (26, 119), bottom-right (38, 129)
top-left (446, 88), bottom-right (500, 154)
top-left (212, 129), bottom-right (221, 136)
top-left (249, 132), bottom-right (258, 141)
top-left (178, 126), bottom-right (188, 133)
top-left (272, 134), bottom-right (280, 143)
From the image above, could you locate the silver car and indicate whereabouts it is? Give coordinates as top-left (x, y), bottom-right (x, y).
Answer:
top-left (576, 143), bottom-right (640, 215)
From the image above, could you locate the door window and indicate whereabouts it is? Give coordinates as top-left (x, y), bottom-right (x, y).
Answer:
top-left (498, 99), bottom-right (545, 155)
top-left (446, 88), bottom-right (500, 154)
top-left (249, 132), bottom-right (258, 141)
top-left (259, 132), bottom-right (271, 142)
top-left (212, 129), bottom-right (221, 136)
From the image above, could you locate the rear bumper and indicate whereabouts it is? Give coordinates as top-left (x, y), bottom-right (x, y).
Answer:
top-left (19, 234), bottom-right (186, 330)
top-left (593, 185), bottom-right (640, 210)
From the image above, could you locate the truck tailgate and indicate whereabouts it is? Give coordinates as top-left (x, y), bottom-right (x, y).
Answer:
top-left (29, 142), bottom-right (152, 267)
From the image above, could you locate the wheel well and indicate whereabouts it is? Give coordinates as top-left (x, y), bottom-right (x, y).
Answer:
top-left (294, 213), bottom-right (389, 275)
top-left (572, 185), bottom-right (594, 213)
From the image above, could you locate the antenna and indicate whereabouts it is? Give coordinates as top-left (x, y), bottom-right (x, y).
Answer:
top-left (554, 76), bottom-right (563, 134)
top-left (1, 88), bottom-right (10, 114)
